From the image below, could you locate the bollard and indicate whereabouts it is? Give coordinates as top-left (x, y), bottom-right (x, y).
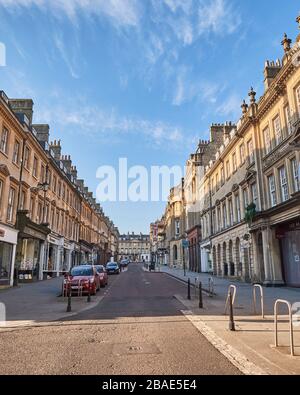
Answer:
top-left (66, 282), bottom-right (72, 312)
top-left (194, 278), bottom-right (198, 298)
top-left (199, 281), bottom-right (203, 309)
top-left (228, 291), bottom-right (235, 331)
top-left (87, 280), bottom-right (91, 303)
top-left (187, 278), bottom-right (191, 300)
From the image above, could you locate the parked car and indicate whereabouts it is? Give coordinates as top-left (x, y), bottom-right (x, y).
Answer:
top-left (95, 265), bottom-right (108, 287)
top-left (120, 258), bottom-right (129, 268)
top-left (64, 265), bottom-right (100, 295)
top-left (106, 262), bottom-right (120, 274)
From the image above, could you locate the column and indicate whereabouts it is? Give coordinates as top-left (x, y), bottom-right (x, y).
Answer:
top-left (261, 227), bottom-right (273, 285)
top-left (251, 233), bottom-right (260, 282)
top-left (39, 242), bottom-right (45, 281)
top-left (269, 227), bottom-right (284, 285)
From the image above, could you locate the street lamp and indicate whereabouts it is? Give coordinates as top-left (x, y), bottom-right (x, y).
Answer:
top-left (30, 164), bottom-right (50, 225)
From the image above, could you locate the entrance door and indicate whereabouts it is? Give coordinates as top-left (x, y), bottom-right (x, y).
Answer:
top-left (281, 231), bottom-right (300, 287)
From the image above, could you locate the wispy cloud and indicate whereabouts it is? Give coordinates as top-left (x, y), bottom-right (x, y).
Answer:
top-left (216, 92), bottom-right (241, 119)
top-left (36, 98), bottom-right (188, 148)
top-left (198, 0), bottom-right (241, 36)
top-left (53, 32), bottom-right (79, 79)
top-left (172, 66), bottom-right (221, 106)
top-left (0, 0), bottom-right (141, 27)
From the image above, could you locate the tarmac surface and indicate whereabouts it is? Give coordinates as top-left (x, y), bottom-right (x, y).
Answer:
top-left (0, 264), bottom-right (240, 375)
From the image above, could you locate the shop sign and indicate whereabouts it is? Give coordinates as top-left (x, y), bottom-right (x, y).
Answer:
top-left (0, 229), bottom-right (5, 237)
top-left (24, 227), bottom-right (45, 240)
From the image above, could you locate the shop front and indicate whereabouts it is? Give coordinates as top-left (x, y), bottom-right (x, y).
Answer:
top-left (44, 234), bottom-right (64, 279)
top-left (15, 211), bottom-right (50, 283)
top-left (276, 219), bottom-right (300, 287)
top-left (187, 225), bottom-right (201, 273)
top-left (0, 224), bottom-right (18, 287)
top-left (79, 240), bottom-right (93, 264)
top-left (62, 239), bottom-right (73, 274)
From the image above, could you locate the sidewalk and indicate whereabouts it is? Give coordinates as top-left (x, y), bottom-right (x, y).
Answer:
top-left (0, 277), bottom-right (103, 328)
top-left (157, 265), bottom-right (300, 375)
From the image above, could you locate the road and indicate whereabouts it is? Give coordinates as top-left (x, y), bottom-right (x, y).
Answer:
top-left (0, 264), bottom-right (241, 375)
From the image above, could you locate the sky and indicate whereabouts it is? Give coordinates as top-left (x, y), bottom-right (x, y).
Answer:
top-left (0, 0), bottom-right (299, 234)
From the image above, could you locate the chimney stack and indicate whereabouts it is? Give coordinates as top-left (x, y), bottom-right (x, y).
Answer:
top-left (61, 155), bottom-right (72, 174)
top-left (8, 98), bottom-right (34, 125)
top-left (264, 60), bottom-right (281, 91)
top-left (33, 124), bottom-right (50, 146)
top-left (49, 140), bottom-right (62, 160)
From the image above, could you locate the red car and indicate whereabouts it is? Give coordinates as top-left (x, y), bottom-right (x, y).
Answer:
top-left (95, 265), bottom-right (108, 287)
top-left (64, 265), bottom-right (100, 296)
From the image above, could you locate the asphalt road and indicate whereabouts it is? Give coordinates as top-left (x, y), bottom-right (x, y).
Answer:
top-left (0, 264), bottom-right (241, 375)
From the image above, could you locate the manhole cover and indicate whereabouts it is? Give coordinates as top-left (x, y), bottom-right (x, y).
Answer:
top-left (113, 343), bottom-right (161, 356)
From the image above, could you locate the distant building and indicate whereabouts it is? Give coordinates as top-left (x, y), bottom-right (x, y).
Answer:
top-left (118, 232), bottom-right (150, 262)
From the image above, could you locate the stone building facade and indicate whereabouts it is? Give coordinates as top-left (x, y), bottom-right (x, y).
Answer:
top-left (118, 232), bottom-right (150, 262)
top-left (152, 14), bottom-right (300, 287)
top-left (0, 91), bottom-right (118, 287)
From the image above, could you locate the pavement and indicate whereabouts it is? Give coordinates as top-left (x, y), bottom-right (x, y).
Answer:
top-left (0, 276), bottom-right (106, 327)
top-left (0, 264), bottom-right (240, 375)
top-left (1, 263), bottom-right (300, 374)
top-left (154, 265), bottom-right (300, 375)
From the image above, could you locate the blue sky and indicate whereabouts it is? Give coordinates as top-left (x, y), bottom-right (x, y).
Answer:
top-left (0, 0), bottom-right (299, 234)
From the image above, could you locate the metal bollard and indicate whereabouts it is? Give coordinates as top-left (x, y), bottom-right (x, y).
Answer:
top-left (87, 280), bottom-right (91, 303)
top-left (199, 281), bottom-right (203, 309)
top-left (228, 291), bottom-right (235, 331)
top-left (67, 282), bottom-right (72, 312)
top-left (187, 278), bottom-right (191, 300)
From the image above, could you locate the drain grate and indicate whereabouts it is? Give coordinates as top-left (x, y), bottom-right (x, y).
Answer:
top-left (113, 342), bottom-right (161, 356)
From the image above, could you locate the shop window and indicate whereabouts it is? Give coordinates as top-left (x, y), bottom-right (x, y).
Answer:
top-left (0, 241), bottom-right (12, 280)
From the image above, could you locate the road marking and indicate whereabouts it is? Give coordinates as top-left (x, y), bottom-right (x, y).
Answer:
top-left (179, 306), bottom-right (267, 375)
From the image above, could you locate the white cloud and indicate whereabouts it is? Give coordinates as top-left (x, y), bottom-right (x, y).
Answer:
top-left (53, 32), bottom-right (79, 79)
top-left (0, 0), bottom-right (141, 27)
top-left (36, 100), bottom-right (185, 147)
top-left (216, 93), bottom-right (241, 118)
top-left (172, 67), bottom-right (220, 106)
top-left (198, 0), bottom-right (241, 36)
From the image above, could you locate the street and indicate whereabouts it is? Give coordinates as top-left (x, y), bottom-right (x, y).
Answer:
top-left (0, 264), bottom-right (240, 375)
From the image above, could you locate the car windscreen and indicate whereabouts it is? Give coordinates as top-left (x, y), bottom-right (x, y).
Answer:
top-left (96, 266), bottom-right (104, 273)
top-left (107, 263), bottom-right (117, 267)
top-left (71, 267), bottom-right (93, 276)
